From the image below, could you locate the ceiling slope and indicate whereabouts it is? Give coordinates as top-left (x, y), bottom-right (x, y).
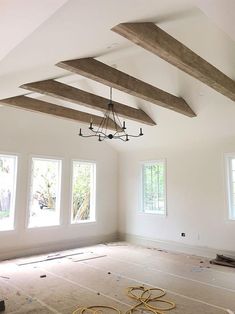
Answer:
top-left (194, 0), bottom-right (235, 43)
top-left (0, 0), bottom-right (68, 61)
top-left (112, 22), bottom-right (235, 103)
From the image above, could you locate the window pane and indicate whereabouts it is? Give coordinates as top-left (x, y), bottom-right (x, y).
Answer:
top-left (71, 162), bottom-right (95, 223)
top-left (142, 162), bottom-right (165, 214)
top-left (0, 155), bottom-right (17, 231)
top-left (227, 157), bottom-right (235, 220)
top-left (28, 158), bottom-right (61, 228)
top-left (232, 159), bottom-right (235, 171)
top-left (232, 170), bottom-right (235, 182)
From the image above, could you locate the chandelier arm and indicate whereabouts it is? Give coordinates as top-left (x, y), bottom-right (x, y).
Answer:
top-left (89, 128), bottom-right (107, 137)
top-left (127, 134), bottom-right (143, 138)
top-left (112, 100), bottom-right (127, 136)
top-left (116, 112), bottom-right (126, 135)
top-left (112, 103), bottom-right (124, 135)
top-left (111, 104), bottom-right (118, 133)
top-left (95, 114), bottom-right (107, 135)
top-left (114, 134), bottom-right (129, 138)
top-left (104, 112), bottom-right (109, 136)
top-left (97, 131), bottom-right (108, 137)
top-left (98, 134), bottom-right (107, 141)
top-left (79, 134), bottom-right (100, 138)
top-left (113, 132), bottom-right (142, 139)
top-left (118, 136), bottom-right (128, 142)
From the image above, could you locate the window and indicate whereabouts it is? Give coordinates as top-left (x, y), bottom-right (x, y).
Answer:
top-left (141, 160), bottom-right (166, 215)
top-left (28, 157), bottom-right (62, 228)
top-left (0, 154), bottom-right (17, 231)
top-left (71, 161), bottom-right (96, 223)
top-left (226, 155), bottom-right (235, 220)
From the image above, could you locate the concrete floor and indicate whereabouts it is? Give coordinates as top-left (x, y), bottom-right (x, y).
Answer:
top-left (0, 242), bottom-right (235, 313)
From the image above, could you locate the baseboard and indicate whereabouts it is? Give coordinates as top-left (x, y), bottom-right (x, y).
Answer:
top-left (0, 232), bottom-right (118, 261)
top-left (118, 233), bottom-right (235, 258)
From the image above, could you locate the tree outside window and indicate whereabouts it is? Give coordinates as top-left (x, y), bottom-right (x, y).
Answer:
top-left (0, 155), bottom-right (17, 231)
top-left (71, 161), bottom-right (96, 223)
top-left (28, 158), bottom-right (61, 228)
top-left (142, 161), bottom-right (166, 214)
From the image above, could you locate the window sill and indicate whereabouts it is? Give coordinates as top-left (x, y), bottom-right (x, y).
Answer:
top-left (137, 211), bottom-right (166, 217)
top-left (0, 228), bottom-right (17, 234)
top-left (70, 220), bottom-right (96, 225)
top-left (226, 218), bottom-right (235, 223)
top-left (27, 223), bottom-right (61, 230)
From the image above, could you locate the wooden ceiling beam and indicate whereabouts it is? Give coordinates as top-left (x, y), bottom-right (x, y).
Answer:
top-left (0, 95), bottom-right (119, 130)
top-left (56, 57), bottom-right (195, 118)
top-left (21, 80), bottom-right (155, 126)
top-left (112, 22), bottom-right (235, 102)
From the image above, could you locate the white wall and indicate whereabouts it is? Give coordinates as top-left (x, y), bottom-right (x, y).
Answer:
top-left (0, 106), bottom-right (118, 259)
top-left (118, 139), bottom-right (235, 254)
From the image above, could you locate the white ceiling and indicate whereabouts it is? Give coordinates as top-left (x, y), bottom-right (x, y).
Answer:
top-left (1, 0), bottom-right (235, 152)
top-left (0, 0), bottom-right (68, 61)
top-left (195, 0), bottom-right (235, 43)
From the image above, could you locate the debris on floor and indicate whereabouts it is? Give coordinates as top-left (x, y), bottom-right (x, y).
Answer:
top-left (210, 254), bottom-right (235, 268)
top-left (0, 276), bottom-right (9, 280)
top-left (17, 251), bottom-right (85, 266)
top-left (103, 242), bottom-right (128, 247)
top-left (0, 300), bottom-right (5, 312)
top-left (147, 247), bottom-right (168, 253)
top-left (40, 274), bottom-right (47, 278)
top-left (191, 266), bottom-right (204, 272)
top-left (73, 254), bottom-right (107, 262)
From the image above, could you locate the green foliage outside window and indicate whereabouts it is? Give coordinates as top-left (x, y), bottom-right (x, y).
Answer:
top-left (0, 157), bottom-right (13, 219)
top-left (72, 163), bottom-right (94, 222)
top-left (32, 163), bottom-right (57, 210)
top-left (143, 162), bottom-right (165, 213)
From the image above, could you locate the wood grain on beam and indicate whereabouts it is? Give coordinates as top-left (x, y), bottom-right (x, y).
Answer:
top-left (112, 22), bottom-right (235, 102)
top-left (56, 58), bottom-right (195, 117)
top-left (21, 80), bottom-right (155, 126)
top-left (1, 95), bottom-right (118, 130)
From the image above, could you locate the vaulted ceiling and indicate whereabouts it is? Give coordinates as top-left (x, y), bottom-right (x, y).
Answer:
top-left (1, 0), bottom-right (235, 152)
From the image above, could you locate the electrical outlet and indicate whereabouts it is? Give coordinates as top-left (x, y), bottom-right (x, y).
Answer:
top-left (181, 233), bottom-right (186, 237)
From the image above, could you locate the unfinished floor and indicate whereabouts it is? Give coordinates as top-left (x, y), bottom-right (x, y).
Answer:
top-left (0, 242), bottom-right (235, 313)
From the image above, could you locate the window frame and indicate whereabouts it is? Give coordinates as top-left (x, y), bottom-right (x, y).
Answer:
top-left (70, 159), bottom-right (96, 225)
top-left (0, 152), bottom-right (18, 232)
top-left (140, 159), bottom-right (167, 216)
top-left (27, 155), bottom-right (62, 229)
top-left (225, 153), bottom-right (235, 220)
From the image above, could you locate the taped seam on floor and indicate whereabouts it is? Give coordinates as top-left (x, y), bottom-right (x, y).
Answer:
top-left (0, 278), bottom-right (61, 314)
top-left (79, 259), bottom-right (229, 312)
top-left (107, 255), bottom-right (235, 293)
top-left (106, 246), bottom-right (235, 276)
top-left (40, 267), bottom-right (132, 308)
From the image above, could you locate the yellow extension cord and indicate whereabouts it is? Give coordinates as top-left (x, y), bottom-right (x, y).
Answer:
top-left (72, 285), bottom-right (176, 314)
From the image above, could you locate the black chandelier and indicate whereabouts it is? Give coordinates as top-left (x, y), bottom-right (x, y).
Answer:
top-left (79, 87), bottom-right (144, 142)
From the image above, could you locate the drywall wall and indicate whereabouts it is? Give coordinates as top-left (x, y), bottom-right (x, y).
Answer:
top-left (0, 106), bottom-right (118, 259)
top-left (118, 139), bottom-right (235, 254)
